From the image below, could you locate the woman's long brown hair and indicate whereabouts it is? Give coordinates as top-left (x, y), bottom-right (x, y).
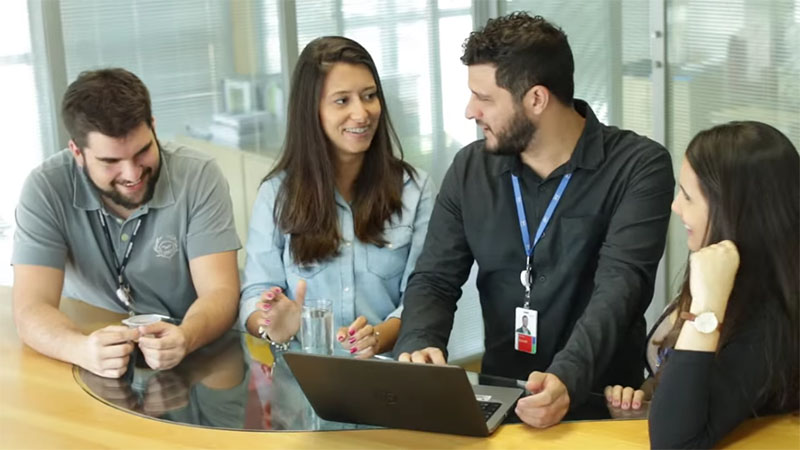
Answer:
top-left (265, 36), bottom-right (414, 265)
top-left (657, 121), bottom-right (798, 412)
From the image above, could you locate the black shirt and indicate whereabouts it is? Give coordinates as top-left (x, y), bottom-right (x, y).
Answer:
top-left (394, 100), bottom-right (675, 407)
top-left (648, 312), bottom-right (793, 448)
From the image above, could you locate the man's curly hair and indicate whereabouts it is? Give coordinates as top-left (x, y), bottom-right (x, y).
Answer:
top-left (461, 12), bottom-right (574, 106)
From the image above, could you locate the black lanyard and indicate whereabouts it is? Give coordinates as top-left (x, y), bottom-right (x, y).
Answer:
top-left (97, 210), bottom-right (143, 314)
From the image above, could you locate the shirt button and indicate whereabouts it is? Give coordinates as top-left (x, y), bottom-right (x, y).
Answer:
top-left (116, 218), bottom-right (123, 224)
top-left (121, 233), bottom-right (130, 242)
top-left (344, 287), bottom-right (351, 293)
top-left (344, 240), bottom-right (352, 247)
top-left (387, 243), bottom-right (394, 249)
top-left (538, 275), bottom-right (546, 282)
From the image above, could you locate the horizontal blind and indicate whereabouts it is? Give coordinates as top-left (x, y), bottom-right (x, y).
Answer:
top-left (666, 0), bottom-right (799, 154)
top-left (60, 0), bottom-right (232, 140)
top-left (0, 1), bottom-right (50, 285)
top-left (664, 0), bottom-right (800, 298)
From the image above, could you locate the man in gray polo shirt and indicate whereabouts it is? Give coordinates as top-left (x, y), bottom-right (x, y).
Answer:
top-left (12, 68), bottom-right (241, 378)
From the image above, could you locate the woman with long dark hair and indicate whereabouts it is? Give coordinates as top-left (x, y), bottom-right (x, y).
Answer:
top-left (605, 121), bottom-right (798, 448)
top-left (238, 36), bottom-right (433, 358)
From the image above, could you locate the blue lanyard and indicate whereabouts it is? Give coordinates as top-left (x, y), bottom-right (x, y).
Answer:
top-left (512, 172), bottom-right (572, 306)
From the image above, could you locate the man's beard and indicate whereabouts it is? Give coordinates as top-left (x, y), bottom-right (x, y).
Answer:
top-left (84, 152), bottom-right (161, 211)
top-left (484, 107), bottom-right (536, 156)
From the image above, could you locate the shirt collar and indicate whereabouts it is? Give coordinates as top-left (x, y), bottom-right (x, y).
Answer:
top-left (489, 99), bottom-right (605, 177)
top-left (334, 168), bottom-right (414, 209)
top-left (72, 146), bottom-right (176, 212)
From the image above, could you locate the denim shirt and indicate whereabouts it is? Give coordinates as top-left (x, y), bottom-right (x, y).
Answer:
top-left (239, 168), bottom-right (434, 331)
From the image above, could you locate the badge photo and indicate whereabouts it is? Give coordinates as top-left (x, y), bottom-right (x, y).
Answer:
top-left (514, 307), bottom-right (537, 354)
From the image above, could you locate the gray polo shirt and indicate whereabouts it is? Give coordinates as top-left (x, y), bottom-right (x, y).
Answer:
top-left (12, 143), bottom-right (241, 318)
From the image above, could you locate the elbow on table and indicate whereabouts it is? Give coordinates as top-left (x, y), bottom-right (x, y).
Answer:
top-left (648, 419), bottom-right (719, 449)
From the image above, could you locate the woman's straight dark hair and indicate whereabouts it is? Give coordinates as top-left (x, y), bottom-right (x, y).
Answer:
top-left (661, 121), bottom-right (799, 411)
top-left (265, 36), bottom-right (414, 265)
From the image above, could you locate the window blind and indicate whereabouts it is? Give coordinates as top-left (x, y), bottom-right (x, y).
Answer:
top-left (60, 0), bottom-right (233, 140)
top-left (0, 1), bottom-right (51, 285)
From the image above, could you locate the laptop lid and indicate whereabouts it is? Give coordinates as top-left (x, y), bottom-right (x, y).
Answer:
top-left (283, 352), bottom-right (523, 437)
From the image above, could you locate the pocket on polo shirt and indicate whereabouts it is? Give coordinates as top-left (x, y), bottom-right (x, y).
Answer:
top-left (366, 225), bottom-right (413, 280)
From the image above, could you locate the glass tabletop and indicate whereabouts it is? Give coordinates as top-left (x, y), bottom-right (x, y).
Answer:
top-left (74, 331), bottom-right (640, 432)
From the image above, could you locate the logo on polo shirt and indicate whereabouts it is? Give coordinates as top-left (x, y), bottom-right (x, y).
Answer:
top-left (154, 235), bottom-right (179, 259)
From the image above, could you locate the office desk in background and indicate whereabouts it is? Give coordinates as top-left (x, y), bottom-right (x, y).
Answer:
top-left (1, 285), bottom-right (798, 449)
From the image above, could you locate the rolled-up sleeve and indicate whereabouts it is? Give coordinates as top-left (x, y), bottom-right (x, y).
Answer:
top-left (238, 177), bottom-right (289, 330)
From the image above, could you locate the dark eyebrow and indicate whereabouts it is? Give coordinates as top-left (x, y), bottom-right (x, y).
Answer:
top-left (96, 140), bottom-right (152, 163)
top-left (679, 184), bottom-right (690, 200)
top-left (472, 90), bottom-right (490, 101)
top-left (330, 86), bottom-right (377, 97)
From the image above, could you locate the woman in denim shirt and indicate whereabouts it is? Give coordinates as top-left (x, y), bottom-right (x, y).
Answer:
top-left (240, 36), bottom-right (434, 358)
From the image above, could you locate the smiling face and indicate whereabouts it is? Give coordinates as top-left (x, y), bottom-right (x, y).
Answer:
top-left (672, 157), bottom-right (710, 252)
top-left (70, 121), bottom-right (160, 214)
top-left (465, 64), bottom-right (536, 155)
top-left (318, 63), bottom-right (381, 162)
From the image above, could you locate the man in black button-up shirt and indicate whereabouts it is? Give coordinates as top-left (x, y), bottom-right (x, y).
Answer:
top-left (395, 13), bottom-right (674, 428)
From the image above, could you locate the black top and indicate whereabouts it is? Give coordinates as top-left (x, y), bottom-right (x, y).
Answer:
top-left (394, 100), bottom-right (674, 407)
top-left (648, 313), bottom-right (790, 448)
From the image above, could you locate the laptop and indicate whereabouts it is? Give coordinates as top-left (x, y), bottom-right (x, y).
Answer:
top-left (283, 352), bottom-right (524, 436)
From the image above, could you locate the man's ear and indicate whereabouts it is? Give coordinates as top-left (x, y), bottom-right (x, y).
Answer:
top-left (522, 85), bottom-right (550, 117)
top-left (68, 139), bottom-right (84, 167)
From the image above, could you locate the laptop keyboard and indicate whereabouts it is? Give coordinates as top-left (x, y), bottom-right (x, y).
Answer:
top-left (478, 401), bottom-right (503, 420)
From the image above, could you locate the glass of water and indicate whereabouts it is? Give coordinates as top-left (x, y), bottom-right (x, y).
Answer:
top-left (300, 299), bottom-right (334, 355)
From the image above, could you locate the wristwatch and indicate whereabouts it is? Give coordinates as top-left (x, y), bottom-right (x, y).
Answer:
top-left (680, 311), bottom-right (721, 334)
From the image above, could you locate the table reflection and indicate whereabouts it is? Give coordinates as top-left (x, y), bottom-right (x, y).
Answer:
top-left (74, 331), bottom-right (630, 432)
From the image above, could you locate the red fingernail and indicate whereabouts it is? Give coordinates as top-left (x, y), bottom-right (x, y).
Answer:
top-left (622, 403), bottom-right (629, 408)
top-left (633, 402), bottom-right (640, 408)
top-left (265, 319), bottom-right (271, 325)
top-left (337, 335), bottom-right (344, 342)
top-left (350, 347), bottom-right (357, 354)
top-left (349, 329), bottom-right (355, 336)
top-left (265, 292), bottom-right (275, 300)
top-left (349, 337), bottom-right (356, 344)
top-left (613, 400), bottom-right (619, 407)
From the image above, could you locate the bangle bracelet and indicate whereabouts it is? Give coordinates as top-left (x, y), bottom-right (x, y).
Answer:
top-left (257, 325), bottom-right (293, 352)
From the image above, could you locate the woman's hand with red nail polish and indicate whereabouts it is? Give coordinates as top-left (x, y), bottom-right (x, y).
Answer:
top-left (336, 316), bottom-right (382, 359)
top-left (245, 280), bottom-right (307, 342)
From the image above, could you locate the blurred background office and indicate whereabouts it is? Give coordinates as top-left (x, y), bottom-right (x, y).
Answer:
top-left (1, 0), bottom-right (797, 363)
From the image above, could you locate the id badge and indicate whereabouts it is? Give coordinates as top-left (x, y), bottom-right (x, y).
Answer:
top-left (514, 307), bottom-right (537, 354)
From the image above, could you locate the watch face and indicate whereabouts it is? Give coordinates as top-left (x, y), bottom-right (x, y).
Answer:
top-left (694, 312), bottom-right (719, 333)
